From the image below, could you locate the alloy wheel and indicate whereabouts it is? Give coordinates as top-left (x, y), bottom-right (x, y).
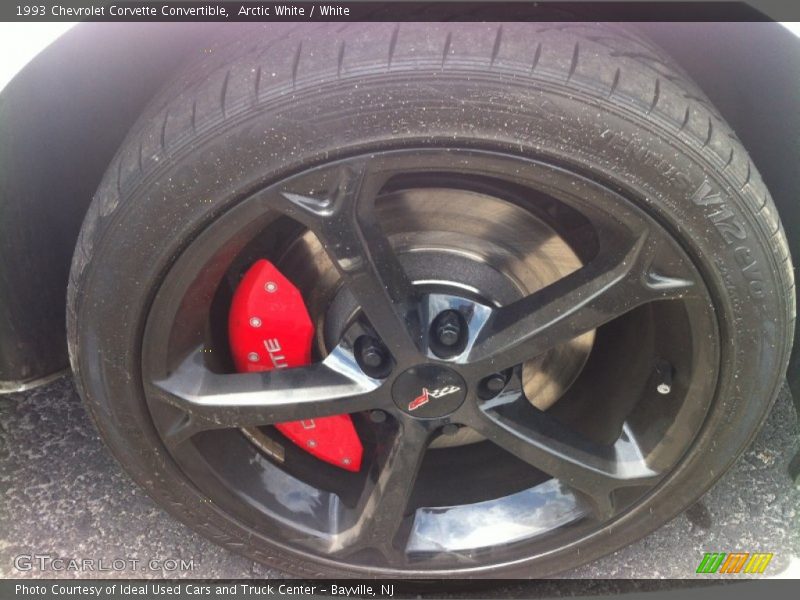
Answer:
top-left (141, 149), bottom-right (719, 573)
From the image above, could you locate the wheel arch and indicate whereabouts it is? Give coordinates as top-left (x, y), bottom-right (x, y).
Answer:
top-left (0, 22), bottom-right (213, 389)
top-left (1, 21), bottom-right (799, 393)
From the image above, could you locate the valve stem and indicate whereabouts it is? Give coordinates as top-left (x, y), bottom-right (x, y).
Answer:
top-left (656, 360), bottom-right (673, 395)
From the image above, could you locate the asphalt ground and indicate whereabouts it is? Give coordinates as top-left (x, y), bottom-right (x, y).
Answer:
top-left (0, 376), bottom-right (798, 586)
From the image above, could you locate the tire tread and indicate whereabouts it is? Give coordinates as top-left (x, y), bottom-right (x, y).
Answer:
top-left (72, 22), bottom-right (791, 324)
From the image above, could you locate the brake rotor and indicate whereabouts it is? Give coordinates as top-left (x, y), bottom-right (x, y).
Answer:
top-left (278, 188), bottom-right (595, 448)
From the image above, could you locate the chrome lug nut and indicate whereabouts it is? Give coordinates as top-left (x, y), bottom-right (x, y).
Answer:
top-left (430, 310), bottom-right (467, 358)
top-left (435, 310), bottom-right (462, 347)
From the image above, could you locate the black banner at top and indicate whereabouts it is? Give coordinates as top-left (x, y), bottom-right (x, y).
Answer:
top-left (1, 1), bottom-right (795, 23)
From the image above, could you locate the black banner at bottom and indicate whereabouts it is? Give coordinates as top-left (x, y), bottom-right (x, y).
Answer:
top-left (4, 580), bottom-right (799, 600)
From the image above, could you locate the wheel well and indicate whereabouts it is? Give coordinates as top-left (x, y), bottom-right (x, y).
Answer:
top-left (1, 21), bottom-right (798, 389)
top-left (0, 23), bottom-right (212, 386)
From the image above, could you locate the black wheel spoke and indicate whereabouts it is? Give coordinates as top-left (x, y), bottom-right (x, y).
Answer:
top-left (157, 412), bottom-right (217, 451)
top-left (272, 160), bottom-right (422, 364)
top-left (148, 345), bottom-right (386, 431)
top-left (468, 228), bottom-right (696, 375)
top-left (333, 418), bottom-right (431, 558)
top-left (466, 394), bottom-right (661, 520)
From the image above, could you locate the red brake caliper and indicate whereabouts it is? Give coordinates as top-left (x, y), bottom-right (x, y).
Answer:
top-left (228, 259), bottom-right (363, 472)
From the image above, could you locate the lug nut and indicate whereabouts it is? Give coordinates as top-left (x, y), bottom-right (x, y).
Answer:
top-left (478, 372), bottom-right (508, 400)
top-left (369, 410), bottom-right (387, 423)
top-left (442, 423), bottom-right (459, 436)
top-left (430, 310), bottom-right (467, 358)
top-left (361, 345), bottom-right (384, 369)
top-left (484, 373), bottom-right (506, 394)
top-left (356, 336), bottom-right (390, 377)
top-left (435, 310), bottom-right (462, 347)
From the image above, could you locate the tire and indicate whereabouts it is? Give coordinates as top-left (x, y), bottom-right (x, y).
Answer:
top-left (67, 22), bottom-right (794, 577)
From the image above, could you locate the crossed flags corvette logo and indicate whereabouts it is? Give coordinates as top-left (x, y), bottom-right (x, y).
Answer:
top-left (408, 385), bottom-right (462, 411)
top-left (408, 389), bottom-right (430, 411)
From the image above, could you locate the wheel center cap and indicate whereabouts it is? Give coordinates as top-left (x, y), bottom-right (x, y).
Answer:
top-left (392, 365), bottom-right (467, 418)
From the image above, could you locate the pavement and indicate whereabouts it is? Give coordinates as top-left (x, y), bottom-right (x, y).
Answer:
top-left (0, 376), bottom-right (798, 585)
